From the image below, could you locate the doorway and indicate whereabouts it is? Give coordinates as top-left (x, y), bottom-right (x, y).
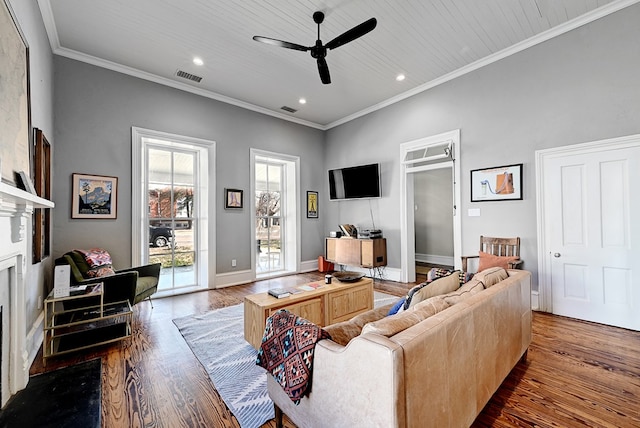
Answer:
top-left (400, 129), bottom-right (461, 283)
top-left (536, 134), bottom-right (640, 330)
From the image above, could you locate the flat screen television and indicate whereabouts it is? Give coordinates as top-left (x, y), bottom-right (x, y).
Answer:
top-left (328, 163), bottom-right (381, 200)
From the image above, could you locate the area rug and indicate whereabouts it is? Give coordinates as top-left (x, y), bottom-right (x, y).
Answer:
top-left (173, 291), bottom-right (398, 428)
top-left (0, 358), bottom-right (102, 428)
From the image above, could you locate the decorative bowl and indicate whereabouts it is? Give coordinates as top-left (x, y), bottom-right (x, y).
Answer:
top-left (332, 271), bottom-right (365, 282)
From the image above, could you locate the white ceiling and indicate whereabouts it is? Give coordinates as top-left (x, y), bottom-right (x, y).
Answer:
top-left (38, 0), bottom-right (637, 129)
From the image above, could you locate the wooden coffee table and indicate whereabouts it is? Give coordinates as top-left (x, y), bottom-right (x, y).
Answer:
top-left (244, 277), bottom-right (373, 349)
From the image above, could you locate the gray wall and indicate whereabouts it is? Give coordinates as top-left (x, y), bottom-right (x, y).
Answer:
top-left (8, 0), bottom-right (55, 333)
top-left (325, 5), bottom-right (640, 289)
top-left (414, 169), bottom-right (453, 259)
top-left (52, 57), bottom-right (325, 273)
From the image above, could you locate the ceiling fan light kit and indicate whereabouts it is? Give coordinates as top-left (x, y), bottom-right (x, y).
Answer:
top-left (253, 11), bottom-right (377, 84)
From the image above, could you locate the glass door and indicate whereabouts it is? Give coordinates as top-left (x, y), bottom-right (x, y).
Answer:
top-left (147, 147), bottom-right (197, 290)
top-left (255, 161), bottom-right (283, 274)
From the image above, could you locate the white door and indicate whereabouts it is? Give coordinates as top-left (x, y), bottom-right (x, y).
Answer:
top-left (542, 141), bottom-right (640, 330)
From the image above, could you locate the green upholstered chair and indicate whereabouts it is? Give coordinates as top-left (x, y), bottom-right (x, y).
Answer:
top-left (55, 250), bottom-right (161, 307)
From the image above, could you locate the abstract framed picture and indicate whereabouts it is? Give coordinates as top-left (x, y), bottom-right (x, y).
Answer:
top-left (71, 173), bottom-right (118, 219)
top-left (470, 163), bottom-right (522, 202)
top-left (224, 188), bottom-right (243, 209)
top-left (307, 191), bottom-right (318, 218)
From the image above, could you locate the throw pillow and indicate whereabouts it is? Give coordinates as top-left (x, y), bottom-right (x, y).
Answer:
top-left (388, 298), bottom-right (406, 316)
top-left (407, 272), bottom-right (460, 309)
top-left (362, 296), bottom-right (450, 337)
top-left (85, 265), bottom-right (116, 278)
top-left (442, 279), bottom-right (485, 305)
top-left (477, 251), bottom-right (519, 272)
top-left (473, 266), bottom-right (508, 288)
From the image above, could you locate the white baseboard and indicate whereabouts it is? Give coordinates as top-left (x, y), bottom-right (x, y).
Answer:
top-left (415, 253), bottom-right (454, 266)
top-left (214, 269), bottom-right (254, 288)
top-left (27, 311), bottom-right (45, 369)
top-left (531, 290), bottom-right (539, 311)
top-left (299, 259), bottom-right (318, 273)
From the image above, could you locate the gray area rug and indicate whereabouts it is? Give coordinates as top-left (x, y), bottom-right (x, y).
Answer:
top-left (173, 291), bottom-right (398, 428)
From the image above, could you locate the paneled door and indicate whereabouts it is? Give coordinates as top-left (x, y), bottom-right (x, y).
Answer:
top-left (541, 138), bottom-right (640, 330)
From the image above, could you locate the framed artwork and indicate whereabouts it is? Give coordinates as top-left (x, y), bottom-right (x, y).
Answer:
top-left (0, 0), bottom-right (31, 186)
top-left (307, 191), bottom-right (318, 218)
top-left (224, 188), bottom-right (243, 209)
top-left (71, 173), bottom-right (118, 219)
top-left (470, 163), bottom-right (523, 202)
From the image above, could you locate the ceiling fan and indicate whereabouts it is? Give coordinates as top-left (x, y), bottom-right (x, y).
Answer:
top-left (253, 11), bottom-right (377, 84)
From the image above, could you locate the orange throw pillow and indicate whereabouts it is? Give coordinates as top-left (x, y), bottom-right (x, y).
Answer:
top-left (477, 251), bottom-right (519, 272)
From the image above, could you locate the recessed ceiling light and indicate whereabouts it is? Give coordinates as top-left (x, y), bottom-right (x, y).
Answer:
top-left (193, 57), bottom-right (204, 66)
top-left (396, 74), bottom-right (406, 82)
top-left (299, 98), bottom-right (307, 104)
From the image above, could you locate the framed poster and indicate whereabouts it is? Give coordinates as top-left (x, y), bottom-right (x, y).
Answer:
top-left (307, 191), bottom-right (318, 218)
top-left (224, 188), bottom-right (243, 209)
top-left (470, 163), bottom-right (522, 202)
top-left (0, 0), bottom-right (31, 185)
top-left (71, 173), bottom-right (118, 219)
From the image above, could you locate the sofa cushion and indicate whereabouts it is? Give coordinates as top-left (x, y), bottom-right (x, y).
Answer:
top-left (473, 267), bottom-right (509, 288)
top-left (324, 304), bottom-right (392, 346)
top-left (407, 272), bottom-right (460, 309)
top-left (478, 251), bottom-right (519, 272)
top-left (362, 296), bottom-right (450, 337)
top-left (442, 278), bottom-right (485, 305)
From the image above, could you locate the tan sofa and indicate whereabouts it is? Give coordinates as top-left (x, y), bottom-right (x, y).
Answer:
top-left (267, 269), bottom-right (532, 428)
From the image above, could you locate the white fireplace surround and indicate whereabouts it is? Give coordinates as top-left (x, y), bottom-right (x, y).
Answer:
top-left (0, 182), bottom-right (54, 407)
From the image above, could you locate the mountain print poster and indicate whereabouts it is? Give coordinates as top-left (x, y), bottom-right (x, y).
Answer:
top-left (71, 173), bottom-right (118, 219)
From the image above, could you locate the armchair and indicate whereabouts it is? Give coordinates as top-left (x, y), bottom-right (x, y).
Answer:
top-left (55, 249), bottom-right (161, 306)
top-left (461, 236), bottom-right (523, 272)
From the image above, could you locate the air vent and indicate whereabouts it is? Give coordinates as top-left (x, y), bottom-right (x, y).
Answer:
top-left (175, 70), bottom-right (203, 83)
top-left (280, 106), bottom-right (297, 113)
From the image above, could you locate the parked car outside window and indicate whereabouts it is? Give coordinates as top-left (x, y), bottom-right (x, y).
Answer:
top-left (149, 226), bottom-right (174, 247)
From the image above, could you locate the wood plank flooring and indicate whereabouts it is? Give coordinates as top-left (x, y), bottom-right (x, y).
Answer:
top-left (30, 272), bottom-right (640, 427)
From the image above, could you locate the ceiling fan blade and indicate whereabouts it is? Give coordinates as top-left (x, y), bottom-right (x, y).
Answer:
top-left (317, 57), bottom-right (331, 84)
top-left (325, 17), bottom-right (377, 50)
top-left (252, 36), bottom-right (309, 52)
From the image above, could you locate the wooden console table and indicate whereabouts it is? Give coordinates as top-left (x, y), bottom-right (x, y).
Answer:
top-left (325, 237), bottom-right (387, 268)
top-left (244, 277), bottom-right (373, 349)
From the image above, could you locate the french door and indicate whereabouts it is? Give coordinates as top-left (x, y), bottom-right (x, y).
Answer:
top-left (255, 161), bottom-right (283, 274)
top-left (132, 127), bottom-right (214, 294)
top-left (147, 146), bottom-right (197, 291)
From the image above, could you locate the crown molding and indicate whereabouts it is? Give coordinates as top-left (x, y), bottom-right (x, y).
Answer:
top-left (38, 0), bottom-right (640, 131)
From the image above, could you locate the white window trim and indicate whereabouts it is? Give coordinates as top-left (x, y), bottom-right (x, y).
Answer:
top-left (131, 127), bottom-right (216, 292)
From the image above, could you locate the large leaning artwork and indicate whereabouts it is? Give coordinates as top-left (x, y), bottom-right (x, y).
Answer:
top-left (0, 0), bottom-right (31, 185)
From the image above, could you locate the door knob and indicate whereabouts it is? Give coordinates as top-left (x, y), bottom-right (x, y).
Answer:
top-left (553, 253), bottom-right (561, 258)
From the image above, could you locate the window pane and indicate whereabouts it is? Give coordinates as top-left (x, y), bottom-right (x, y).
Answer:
top-left (174, 186), bottom-right (194, 219)
top-left (149, 149), bottom-right (172, 183)
top-left (255, 163), bottom-right (268, 191)
top-left (173, 152), bottom-right (194, 185)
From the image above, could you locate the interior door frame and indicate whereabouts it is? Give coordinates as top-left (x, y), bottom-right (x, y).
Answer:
top-left (535, 133), bottom-right (640, 313)
top-left (400, 129), bottom-right (461, 283)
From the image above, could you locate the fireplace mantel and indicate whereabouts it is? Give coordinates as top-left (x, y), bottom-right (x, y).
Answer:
top-left (0, 181), bottom-right (54, 406)
top-left (0, 181), bottom-right (54, 209)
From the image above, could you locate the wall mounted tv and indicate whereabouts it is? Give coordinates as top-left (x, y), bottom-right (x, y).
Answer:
top-left (328, 163), bottom-right (381, 200)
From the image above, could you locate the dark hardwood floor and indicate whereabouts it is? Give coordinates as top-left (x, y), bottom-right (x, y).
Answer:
top-left (30, 272), bottom-right (640, 427)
